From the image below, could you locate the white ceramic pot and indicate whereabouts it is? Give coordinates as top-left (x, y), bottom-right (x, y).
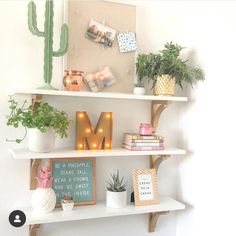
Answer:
top-left (106, 190), bottom-right (127, 208)
top-left (133, 87), bottom-right (145, 95)
top-left (32, 188), bottom-right (56, 214)
top-left (62, 202), bottom-right (74, 212)
top-left (28, 128), bottom-right (55, 153)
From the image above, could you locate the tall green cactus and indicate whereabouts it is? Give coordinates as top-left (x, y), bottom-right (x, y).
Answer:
top-left (28, 0), bottom-right (68, 90)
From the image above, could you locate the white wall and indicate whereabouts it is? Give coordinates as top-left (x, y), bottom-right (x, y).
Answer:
top-left (0, 1), bottom-right (178, 236)
top-left (137, 1), bottom-right (236, 236)
top-left (5, 1), bottom-right (234, 236)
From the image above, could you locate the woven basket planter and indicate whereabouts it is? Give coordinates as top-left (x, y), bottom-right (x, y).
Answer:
top-left (153, 74), bottom-right (176, 96)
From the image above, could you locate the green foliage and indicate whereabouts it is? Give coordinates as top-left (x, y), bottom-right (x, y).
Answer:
top-left (28, 0), bottom-right (69, 90)
top-left (107, 170), bottom-right (126, 192)
top-left (6, 97), bottom-right (70, 143)
top-left (134, 81), bottom-right (144, 87)
top-left (136, 42), bottom-right (205, 89)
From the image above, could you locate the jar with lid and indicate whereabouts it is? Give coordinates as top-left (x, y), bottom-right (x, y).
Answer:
top-left (139, 123), bottom-right (153, 136)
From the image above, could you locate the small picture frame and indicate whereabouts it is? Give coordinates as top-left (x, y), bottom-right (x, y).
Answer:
top-left (132, 169), bottom-right (158, 206)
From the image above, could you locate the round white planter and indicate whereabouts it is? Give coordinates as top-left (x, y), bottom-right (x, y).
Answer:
top-left (28, 128), bottom-right (55, 153)
top-left (106, 190), bottom-right (127, 208)
top-left (133, 87), bottom-right (145, 95)
top-left (62, 202), bottom-right (74, 212)
top-left (32, 188), bottom-right (56, 214)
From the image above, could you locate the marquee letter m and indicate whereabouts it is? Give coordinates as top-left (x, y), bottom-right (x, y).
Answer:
top-left (76, 111), bottom-right (113, 150)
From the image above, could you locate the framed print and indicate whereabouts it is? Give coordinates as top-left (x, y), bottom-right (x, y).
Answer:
top-left (50, 158), bottom-right (96, 207)
top-left (132, 168), bottom-right (158, 206)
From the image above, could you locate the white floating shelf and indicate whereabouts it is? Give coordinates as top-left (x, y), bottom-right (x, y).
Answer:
top-left (14, 89), bottom-right (188, 102)
top-left (22, 196), bottom-right (185, 225)
top-left (10, 148), bottom-right (186, 159)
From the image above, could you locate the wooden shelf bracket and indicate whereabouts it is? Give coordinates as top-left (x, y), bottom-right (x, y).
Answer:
top-left (29, 224), bottom-right (41, 236)
top-left (151, 100), bottom-right (171, 131)
top-left (30, 159), bottom-right (41, 190)
top-left (29, 94), bottom-right (43, 190)
top-left (150, 155), bottom-right (171, 170)
top-left (31, 94), bottom-right (43, 111)
top-left (149, 100), bottom-right (171, 232)
top-left (149, 211), bottom-right (169, 232)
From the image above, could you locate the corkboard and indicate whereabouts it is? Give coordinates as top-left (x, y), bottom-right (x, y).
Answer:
top-left (67, 1), bottom-right (136, 93)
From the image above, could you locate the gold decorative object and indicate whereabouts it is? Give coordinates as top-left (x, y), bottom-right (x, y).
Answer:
top-left (76, 112), bottom-right (113, 150)
top-left (63, 70), bottom-right (84, 91)
top-left (153, 74), bottom-right (176, 96)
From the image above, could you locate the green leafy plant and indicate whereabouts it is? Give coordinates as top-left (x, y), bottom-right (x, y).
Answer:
top-left (6, 97), bottom-right (70, 143)
top-left (107, 170), bottom-right (126, 192)
top-left (136, 42), bottom-right (205, 89)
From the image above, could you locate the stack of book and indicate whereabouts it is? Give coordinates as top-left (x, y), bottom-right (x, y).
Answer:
top-left (123, 133), bottom-right (164, 151)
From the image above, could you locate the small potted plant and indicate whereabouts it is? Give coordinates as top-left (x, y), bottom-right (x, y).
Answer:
top-left (136, 42), bottom-right (205, 96)
top-left (61, 196), bottom-right (74, 211)
top-left (6, 97), bottom-right (70, 152)
top-left (106, 170), bottom-right (127, 209)
top-left (133, 81), bottom-right (145, 95)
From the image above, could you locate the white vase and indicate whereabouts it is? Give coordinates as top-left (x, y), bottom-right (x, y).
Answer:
top-left (106, 190), bottom-right (127, 208)
top-left (28, 128), bottom-right (55, 153)
top-left (32, 188), bottom-right (56, 214)
top-left (133, 87), bottom-right (145, 95)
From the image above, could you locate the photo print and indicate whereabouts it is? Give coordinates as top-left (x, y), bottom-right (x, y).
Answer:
top-left (86, 19), bottom-right (116, 47)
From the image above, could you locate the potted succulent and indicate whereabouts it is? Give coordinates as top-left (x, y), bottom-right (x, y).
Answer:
top-left (106, 170), bottom-right (127, 209)
top-left (61, 196), bottom-right (74, 211)
top-left (32, 166), bottom-right (56, 214)
top-left (136, 42), bottom-right (205, 96)
top-left (133, 81), bottom-right (145, 95)
top-left (6, 97), bottom-right (69, 152)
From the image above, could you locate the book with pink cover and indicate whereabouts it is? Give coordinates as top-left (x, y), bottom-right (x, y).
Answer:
top-left (124, 133), bottom-right (164, 140)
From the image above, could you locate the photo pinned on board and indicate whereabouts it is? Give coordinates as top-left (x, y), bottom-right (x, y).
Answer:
top-left (86, 19), bottom-right (116, 48)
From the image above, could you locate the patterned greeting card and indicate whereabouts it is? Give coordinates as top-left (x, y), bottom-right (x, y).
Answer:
top-left (117, 32), bottom-right (137, 53)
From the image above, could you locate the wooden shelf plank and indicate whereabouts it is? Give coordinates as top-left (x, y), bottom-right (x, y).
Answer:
top-left (22, 196), bottom-right (185, 225)
top-left (14, 89), bottom-right (188, 102)
top-left (10, 148), bottom-right (186, 159)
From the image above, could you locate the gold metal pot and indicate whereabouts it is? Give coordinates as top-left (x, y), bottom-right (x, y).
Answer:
top-left (63, 70), bottom-right (84, 91)
top-left (153, 74), bottom-right (176, 96)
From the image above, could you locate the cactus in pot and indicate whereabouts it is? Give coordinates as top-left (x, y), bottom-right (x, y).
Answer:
top-left (32, 166), bottom-right (56, 213)
top-left (28, 0), bottom-right (69, 90)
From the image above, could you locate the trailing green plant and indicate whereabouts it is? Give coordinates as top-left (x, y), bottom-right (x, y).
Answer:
top-left (28, 0), bottom-right (69, 90)
top-left (136, 42), bottom-right (205, 89)
top-left (6, 97), bottom-right (70, 143)
top-left (107, 170), bottom-right (126, 192)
